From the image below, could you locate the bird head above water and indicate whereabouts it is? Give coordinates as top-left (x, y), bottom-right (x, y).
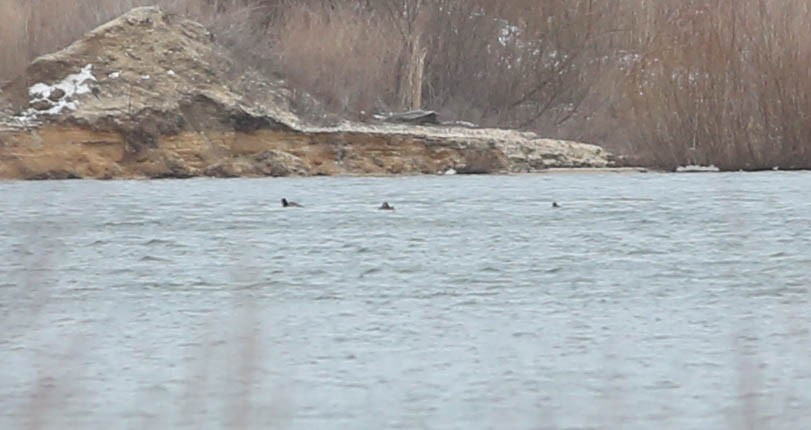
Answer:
top-left (281, 198), bottom-right (302, 208)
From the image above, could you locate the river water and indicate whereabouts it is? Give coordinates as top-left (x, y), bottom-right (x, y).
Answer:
top-left (1, 173), bottom-right (810, 429)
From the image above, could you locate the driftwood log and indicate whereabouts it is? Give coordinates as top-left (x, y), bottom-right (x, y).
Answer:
top-left (381, 110), bottom-right (439, 125)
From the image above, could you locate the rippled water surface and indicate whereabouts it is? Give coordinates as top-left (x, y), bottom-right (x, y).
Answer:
top-left (2, 173), bottom-right (811, 429)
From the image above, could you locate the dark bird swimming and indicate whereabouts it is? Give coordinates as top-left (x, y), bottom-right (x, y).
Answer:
top-left (379, 202), bottom-right (395, 210)
top-left (281, 198), bottom-right (302, 208)
top-left (552, 201), bottom-right (560, 208)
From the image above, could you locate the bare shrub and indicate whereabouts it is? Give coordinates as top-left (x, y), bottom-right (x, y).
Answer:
top-left (421, 0), bottom-right (614, 132)
top-left (265, 0), bottom-right (615, 130)
top-left (617, 0), bottom-right (811, 170)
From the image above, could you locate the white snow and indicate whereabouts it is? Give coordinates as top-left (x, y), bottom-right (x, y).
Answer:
top-left (29, 64), bottom-right (95, 101)
top-left (676, 164), bottom-right (720, 173)
top-left (18, 64), bottom-right (96, 121)
top-left (498, 21), bottom-right (521, 47)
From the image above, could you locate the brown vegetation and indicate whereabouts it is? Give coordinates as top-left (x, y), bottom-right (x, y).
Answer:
top-left (2, 0), bottom-right (811, 170)
top-left (616, 0), bottom-right (811, 170)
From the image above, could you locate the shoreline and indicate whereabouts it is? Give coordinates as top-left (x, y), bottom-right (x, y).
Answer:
top-left (0, 168), bottom-right (648, 181)
top-left (11, 166), bottom-right (811, 182)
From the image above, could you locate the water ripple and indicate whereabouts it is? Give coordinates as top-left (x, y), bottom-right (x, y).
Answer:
top-left (2, 173), bottom-right (811, 430)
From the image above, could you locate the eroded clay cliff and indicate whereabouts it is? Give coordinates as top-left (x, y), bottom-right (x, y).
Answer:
top-left (0, 7), bottom-right (612, 179)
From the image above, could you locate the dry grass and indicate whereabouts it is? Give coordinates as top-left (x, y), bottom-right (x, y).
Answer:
top-left (0, 0), bottom-right (269, 80)
top-left (0, 0), bottom-right (140, 80)
top-left (271, 3), bottom-right (403, 117)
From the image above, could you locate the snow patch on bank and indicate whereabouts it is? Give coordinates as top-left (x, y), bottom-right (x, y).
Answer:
top-left (17, 64), bottom-right (96, 122)
top-left (676, 164), bottom-right (720, 173)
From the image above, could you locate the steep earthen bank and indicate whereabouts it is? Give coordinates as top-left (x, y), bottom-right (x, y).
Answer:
top-left (0, 7), bottom-right (612, 180)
